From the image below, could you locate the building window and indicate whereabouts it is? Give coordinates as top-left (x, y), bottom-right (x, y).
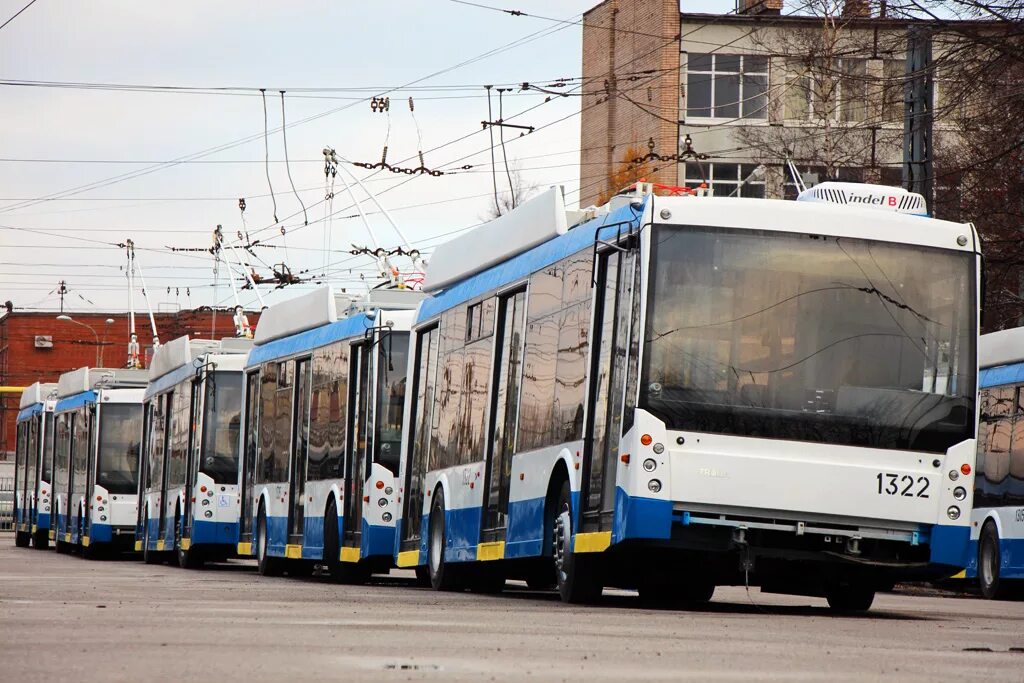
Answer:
top-left (683, 162), bottom-right (766, 198)
top-left (783, 58), bottom-right (868, 123)
top-left (685, 53), bottom-right (768, 120)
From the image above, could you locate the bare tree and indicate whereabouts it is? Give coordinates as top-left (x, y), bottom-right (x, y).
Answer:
top-left (482, 162), bottom-right (541, 220)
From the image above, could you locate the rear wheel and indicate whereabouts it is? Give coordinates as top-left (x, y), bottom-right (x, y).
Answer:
top-left (143, 508), bottom-right (162, 565)
top-left (428, 492), bottom-right (461, 591)
top-left (32, 526), bottom-right (49, 550)
top-left (256, 507), bottom-right (283, 577)
top-left (552, 481), bottom-right (602, 604)
top-left (979, 521), bottom-right (1010, 600)
top-left (176, 508), bottom-right (204, 569)
top-left (14, 529), bottom-right (30, 548)
top-left (825, 581), bottom-right (875, 612)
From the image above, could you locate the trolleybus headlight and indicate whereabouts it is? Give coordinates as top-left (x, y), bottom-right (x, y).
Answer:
top-left (948, 470), bottom-right (959, 481)
top-left (953, 487), bottom-right (967, 501)
top-left (202, 499), bottom-right (210, 506)
top-left (382, 512), bottom-right (393, 523)
top-left (100, 515), bottom-right (107, 522)
top-left (652, 443), bottom-right (664, 455)
top-left (204, 510), bottom-right (213, 519)
top-left (97, 506), bottom-right (104, 512)
top-left (648, 479), bottom-right (662, 493)
top-left (946, 505), bottom-right (961, 520)
top-left (378, 498), bottom-right (388, 508)
top-left (384, 487), bottom-right (394, 495)
top-left (642, 458), bottom-right (657, 472)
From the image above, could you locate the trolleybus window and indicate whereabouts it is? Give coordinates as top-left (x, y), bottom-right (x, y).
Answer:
top-left (201, 372), bottom-right (244, 484)
top-left (43, 413), bottom-right (55, 482)
top-left (641, 225), bottom-right (975, 452)
top-left (309, 343), bottom-right (348, 480)
top-left (375, 333), bottom-right (409, 475)
top-left (977, 385), bottom-right (1024, 507)
top-left (97, 404), bottom-right (143, 494)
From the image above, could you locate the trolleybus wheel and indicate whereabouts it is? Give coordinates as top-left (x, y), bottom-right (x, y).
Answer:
top-left (255, 508), bottom-right (283, 577)
top-left (175, 509), bottom-right (204, 570)
top-left (32, 527), bottom-right (49, 550)
top-left (825, 580), bottom-right (875, 612)
top-left (979, 521), bottom-right (1010, 600)
top-left (552, 480), bottom-right (602, 604)
top-left (427, 492), bottom-right (461, 591)
top-left (142, 508), bottom-right (162, 565)
top-left (14, 528), bottom-right (30, 548)
top-left (322, 500), bottom-right (366, 584)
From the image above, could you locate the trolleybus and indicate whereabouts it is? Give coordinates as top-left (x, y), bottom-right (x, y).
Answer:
top-left (968, 327), bottom-right (1024, 598)
top-left (52, 367), bottom-right (147, 556)
top-left (238, 286), bottom-right (422, 579)
top-left (136, 336), bottom-right (251, 567)
top-left (13, 382), bottom-right (56, 548)
top-left (395, 183), bottom-right (980, 611)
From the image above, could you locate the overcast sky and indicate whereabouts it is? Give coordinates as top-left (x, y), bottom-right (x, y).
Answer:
top-left (0, 0), bottom-right (726, 315)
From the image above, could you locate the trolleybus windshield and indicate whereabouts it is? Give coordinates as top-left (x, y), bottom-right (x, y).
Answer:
top-left (97, 404), bottom-right (143, 493)
top-left (641, 225), bottom-right (975, 452)
top-left (201, 372), bottom-right (243, 483)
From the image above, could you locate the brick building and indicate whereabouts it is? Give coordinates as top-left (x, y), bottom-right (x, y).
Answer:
top-left (0, 306), bottom-right (260, 457)
top-left (578, 0), bottom-right (991, 207)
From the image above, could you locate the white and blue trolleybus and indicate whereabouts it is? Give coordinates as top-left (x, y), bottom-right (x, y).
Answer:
top-left (52, 367), bottom-right (147, 556)
top-left (968, 327), bottom-right (1024, 598)
top-left (13, 382), bottom-right (57, 549)
top-left (238, 286), bottom-right (422, 579)
top-left (395, 183), bottom-right (980, 611)
top-left (136, 336), bottom-right (252, 567)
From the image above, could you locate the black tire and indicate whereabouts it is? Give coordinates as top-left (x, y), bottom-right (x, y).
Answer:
top-left (638, 576), bottom-right (716, 609)
top-left (979, 521), bottom-right (1010, 600)
top-left (825, 581), bottom-right (875, 612)
top-left (255, 506), bottom-right (283, 577)
top-left (322, 499), bottom-right (366, 583)
top-left (32, 527), bottom-right (49, 550)
top-left (143, 508), bottom-right (162, 565)
top-left (175, 508), bottom-right (204, 570)
top-left (427, 491), bottom-right (461, 591)
top-left (552, 480), bottom-right (603, 604)
top-left (14, 529), bottom-right (30, 548)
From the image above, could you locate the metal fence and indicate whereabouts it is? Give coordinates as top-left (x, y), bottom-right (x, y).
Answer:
top-left (0, 475), bottom-right (13, 531)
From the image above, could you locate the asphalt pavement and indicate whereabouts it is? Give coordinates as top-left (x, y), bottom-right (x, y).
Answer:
top-left (0, 538), bottom-right (1022, 682)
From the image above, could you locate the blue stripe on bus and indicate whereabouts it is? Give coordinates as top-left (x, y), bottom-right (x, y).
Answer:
top-left (190, 519), bottom-right (240, 546)
top-left (417, 199), bottom-right (647, 323)
top-left (362, 520), bottom-right (396, 559)
top-left (246, 311), bottom-right (375, 368)
top-left (89, 522), bottom-right (114, 544)
top-left (964, 537), bottom-right (1024, 580)
top-left (928, 524), bottom-right (970, 569)
top-left (443, 506), bottom-right (483, 562)
top-left (506, 497), bottom-right (546, 559)
top-left (144, 362), bottom-right (198, 401)
top-left (980, 362), bottom-right (1024, 388)
top-left (613, 488), bottom-right (673, 543)
top-left (55, 391), bottom-right (97, 414)
top-left (17, 403), bottom-right (43, 422)
top-left (37, 512), bottom-right (50, 530)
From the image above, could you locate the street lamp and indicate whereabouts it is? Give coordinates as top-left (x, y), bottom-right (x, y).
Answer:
top-left (56, 315), bottom-right (101, 367)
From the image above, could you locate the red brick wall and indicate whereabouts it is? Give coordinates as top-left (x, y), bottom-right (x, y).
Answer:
top-left (0, 308), bottom-right (260, 456)
top-left (579, 0), bottom-right (681, 207)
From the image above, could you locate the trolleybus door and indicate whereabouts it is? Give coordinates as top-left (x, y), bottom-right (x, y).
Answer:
top-left (239, 370), bottom-right (260, 540)
top-left (84, 407), bottom-right (96, 536)
top-left (183, 379), bottom-right (202, 533)
top-left (157, 392), bottom-right (173, 541)
top-left (581, 249), bottom-right (635, 525)
top-left (344, 341), bottom-right (373, 545)
top-left (289, 358), bottom-right (312, 541)
top-left (481, 289), bottom-right (526, 536)
top-left (399, 326), bottom-right (438, 548)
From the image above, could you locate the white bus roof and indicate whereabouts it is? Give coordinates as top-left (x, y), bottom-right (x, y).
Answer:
top-left (253, 285), bottom-right (424, 346)
top-left (19, 382), bottom-right (57, 409)
top-left (979, 327), bottom-right (1024, 369)
top-left (148, 335), bottom-right (253, 381)
top-left (423, 186), bottom-right (570, 293)
top-left (56, 367), bottom-right (148, 399)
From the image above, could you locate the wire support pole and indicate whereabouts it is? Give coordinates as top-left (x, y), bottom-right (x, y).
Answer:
top-left (485, 85), bottom-right (500, 214)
